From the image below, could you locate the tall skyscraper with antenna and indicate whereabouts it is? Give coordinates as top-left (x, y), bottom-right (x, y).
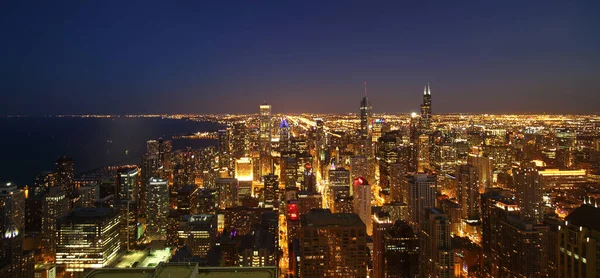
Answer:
top-left (420, 83), bottom-right (432, 132)
top-left (360, 82), bottom-right (373, 156)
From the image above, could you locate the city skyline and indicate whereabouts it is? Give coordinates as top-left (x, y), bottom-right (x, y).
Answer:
top-left (2, 2), bottom-right (599, 115)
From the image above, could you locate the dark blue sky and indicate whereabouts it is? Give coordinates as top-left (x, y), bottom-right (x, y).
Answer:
top-left (1, 1), bottom-right (599, 115)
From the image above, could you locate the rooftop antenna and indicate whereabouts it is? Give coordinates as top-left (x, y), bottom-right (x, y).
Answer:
top-left (364, 81), bottom-right (368, 97)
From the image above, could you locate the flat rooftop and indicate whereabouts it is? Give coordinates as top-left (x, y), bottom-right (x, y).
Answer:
top-left (301, 209), bottom-right (365, 228)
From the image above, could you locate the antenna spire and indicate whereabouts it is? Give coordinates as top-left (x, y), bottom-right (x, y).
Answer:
top-left (364, 81), bottom-right (367, 97)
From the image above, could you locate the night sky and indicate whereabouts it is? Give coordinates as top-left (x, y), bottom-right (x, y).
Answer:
top-left (1, 1), bottom-right (599, 115)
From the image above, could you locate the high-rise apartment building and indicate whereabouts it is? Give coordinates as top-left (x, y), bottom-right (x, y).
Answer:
top-left (372, 211), bottom-right (393, 278)
top-left (41, 187), bottom-right (70, 262)
top-left (456, 165), bottom-right (480, 221)
top-left (353, 177), bottom-right (372, 235)
top-left (513, 164), bottom-right (544, 222)
top-left (420, 208), bottom-right (454, 278)
top-left (0, 183), bottom-right (25, 232)
top-left (177, 214), bottom-right (217, 258)
top-left (558, 204), bottom-right (600, 277)
top-left (402, 173), bottom-right (437, 228)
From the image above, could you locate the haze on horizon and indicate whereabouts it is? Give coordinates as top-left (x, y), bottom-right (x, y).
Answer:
top-left (1, 1), bottom-right (599, 115)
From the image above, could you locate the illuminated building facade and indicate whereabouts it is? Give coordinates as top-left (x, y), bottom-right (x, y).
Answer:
top-left (259, 104), bottom-right (272, 176)
top-left (419, 83), bottom-right (432, 132)
top-left (56, 208), bottom-right (120, 273)
top-left (117, 167), bottom-right (139, 202)
top-left (216, 178), bottom-right (238, 209)
top-left (297, 191), bottom-right (322, 216)
top-left (146, 178), bottom-right (169, 240)
top-left (353, 177), bottom-right (372, 235)
top-left (0, 183), bottom-right (25, 232)
top-left (177, 214), bottom-right (217, 258)
top-left (468, 153), bottom-right (493, 192)
top-left (299, 209), bottom-right (367, 277)
top-left (372, 211), bottom-right (393, 278)
top-left (513, 164), bottom-right (543, 222)
top-left (262, 174), bottom-right (278, 208)
top-left (41, 187), bottom-right (70, 262)
top-left (420, 208), bottom-right (454, 278)
top-left (558, 204), bottom-right (600, 277)
top-left (238, 228), bottom-right (276, 267)
top-left (456, 165), bottom-right (480, 221)
top-left (402, 173), bottom-right (437, 228)
top-left (487, 204), bottom-right (549, 277)
top-left (360, 93), bottom-right (373, 157)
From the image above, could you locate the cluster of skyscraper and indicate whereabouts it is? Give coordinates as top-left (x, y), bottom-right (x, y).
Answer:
top-left (2, 83), bottom-right (600, 278)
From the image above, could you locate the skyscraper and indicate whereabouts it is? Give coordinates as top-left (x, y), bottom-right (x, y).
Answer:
top-left (299, 209), bottom-right (367, 277)
top-left (456, 165), bottom-right (480, 221)
top-left (279, 118), bottom-right (291, 152)
top-left (488, 203), bottom-right (549, 277)
top-left (218, 128), bottom-right (232, 169)
top-left (420, 208), bottom-right (454, 278)
top-left (146, 178), bottom-right (169, 240)
top-left (55, 156), bottom-right (74, 195)
top-left (372, 211), bottom-right (393, 278)
top-left (558, 204), bottom-right (600, 277)
top-left (383, 220), bottom-right (419, 278)
top-left (41, 187), bottom-right (70, 262)
top-left (263, 174), bottom-right (278, 208)
top-left (216, 178), bottom-right (238, 209)
top-left (360, 84), bottom-right (373, 157)
top-left (420, 83), bottom-right (432, 132)
top-left (353, 177), bottom-right (372, 236)
top-left (117, 167), bottom-right (139, 202)
top-left (402, 173), bottom-right (437, 228)
top-left (513, 164), bottom-right (544, 222)
top-left (56, 208), bottom-right (120, 273)
top-left (0, 183), bottom-right (25, 232)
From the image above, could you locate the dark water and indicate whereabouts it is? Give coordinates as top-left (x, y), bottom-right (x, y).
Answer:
top-left (0, 117), bottom-right (221, 186)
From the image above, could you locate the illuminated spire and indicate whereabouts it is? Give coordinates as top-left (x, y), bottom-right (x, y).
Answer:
top-left (427, 82), bottom-right (431, 95)
top-left (424, 85), bottom-right (427, 95)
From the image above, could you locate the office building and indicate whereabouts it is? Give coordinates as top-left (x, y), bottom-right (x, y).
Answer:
top-left (419, 83), bottom-right (432, 132)
top-left (117, 167), bottom-right (139, 202)
top-left (216, 178), bottom-right (238, 209)
top-left (297, 191), bottom-right (322, 216)
top-left (299, 210), bottom-right (367, 277)
top-left (178, 215), bottom-right (217, 258)
top-left (383, 220), bottom-right (419, 278)
top-left (146, 178), bottom-right (169, 240)
top-left (328, 167), bottom-right (350, 186)
top-left (56, 208), bottom-right (120, 273)
top-left (262, 174), bottom-right (278, 208)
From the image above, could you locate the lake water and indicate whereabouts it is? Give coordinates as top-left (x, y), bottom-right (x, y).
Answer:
top-left (0, 117), bottom-right (221, 185)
